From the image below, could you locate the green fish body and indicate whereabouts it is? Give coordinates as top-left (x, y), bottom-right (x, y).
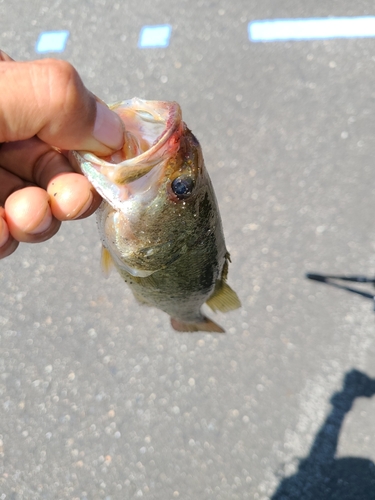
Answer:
top-left (74, 98), bottom-right (240, 332)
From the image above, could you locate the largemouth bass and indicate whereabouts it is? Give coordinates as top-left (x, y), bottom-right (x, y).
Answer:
top-left (73, 98), bottom-right (240, 332)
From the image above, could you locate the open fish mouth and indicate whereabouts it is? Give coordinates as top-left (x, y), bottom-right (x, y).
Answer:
top-left (72, 98), bottom-right (183, 208)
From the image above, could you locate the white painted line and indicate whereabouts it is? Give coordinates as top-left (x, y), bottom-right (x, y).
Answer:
top-left (138, 25), bottom-right (172, 48)
top-left (35, 31), bottom-right (70, 53)
top-left (249, 17), bottom-right (375, 42)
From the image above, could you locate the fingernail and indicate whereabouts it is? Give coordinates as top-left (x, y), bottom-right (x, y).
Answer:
top-left (72, 191), bottom-right (94, 219)
top-left (93, 102), bottom-right (124, 151)
top-left (28, 208), bottom-right (53, 235)
top-left (0, 217), bottom-right (9, 247)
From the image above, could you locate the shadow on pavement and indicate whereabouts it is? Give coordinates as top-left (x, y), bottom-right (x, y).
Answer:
top-left (272, 370), bottom-right (375, 500)
top-left (306, 273), bottom-right (375, 309)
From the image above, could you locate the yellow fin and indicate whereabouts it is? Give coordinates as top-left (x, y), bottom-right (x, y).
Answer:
top-left (206, 281), bottom-right (241, 313)
top-left (170, 316), bottom-right (225, 333)
top-left (100, 246), bottom-right (114, 278)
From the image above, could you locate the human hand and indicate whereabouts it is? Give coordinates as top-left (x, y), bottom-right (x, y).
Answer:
top-left (0, 51), bottom-right (124, 258)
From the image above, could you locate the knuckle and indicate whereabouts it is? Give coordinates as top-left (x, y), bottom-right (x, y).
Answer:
top-left (46, 59), bottom-right (84, 109)
top-left (35, 60), bottom-right (95, 143)
top-left (39, 59), bottom-right (87, 114)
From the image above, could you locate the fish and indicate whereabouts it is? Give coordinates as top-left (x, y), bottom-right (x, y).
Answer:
top-left (73, 98), bottom-right (240, 332)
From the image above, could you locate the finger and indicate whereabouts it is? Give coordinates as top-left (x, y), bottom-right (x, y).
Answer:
top-left (4, 186), bottom-right (61, 243)
top-left (48, 172), bottom-right (102, 220)
top-left (0, 136), bottom-right (71, 186)
top-left (0, 50), bottom-right (15, 62)
top-left (0, 164), bottom-right (28, 205)
top-left (0, 207), bottom-right (19, 259)
top-left (0, 58), bottom-right (124, 155)
top-left (0, 137), bottom-right (102, 220)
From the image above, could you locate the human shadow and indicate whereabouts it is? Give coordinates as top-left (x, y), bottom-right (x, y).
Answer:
top-left (272, 370), bottom-right (375, 500)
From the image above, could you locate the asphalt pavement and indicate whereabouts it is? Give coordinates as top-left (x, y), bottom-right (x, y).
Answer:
top-left (1, 0), bottom-right (375, 498)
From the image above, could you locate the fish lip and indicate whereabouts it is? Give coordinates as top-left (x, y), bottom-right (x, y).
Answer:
top-left (77, 98), bottom-right (182, 170)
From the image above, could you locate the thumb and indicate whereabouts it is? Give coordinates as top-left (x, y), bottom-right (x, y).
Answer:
top-left (0, 56), bottom-right (124, 155)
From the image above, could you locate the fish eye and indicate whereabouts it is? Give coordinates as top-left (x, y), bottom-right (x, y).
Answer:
top-left (171, 175), bottom-right (195, 199)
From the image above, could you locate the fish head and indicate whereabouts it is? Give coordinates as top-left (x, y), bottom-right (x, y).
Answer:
top-left (73, 98), bottom-right (219, 278)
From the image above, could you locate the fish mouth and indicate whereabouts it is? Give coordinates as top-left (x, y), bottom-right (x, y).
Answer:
top-left (73, 98), bottom-right (183, 201)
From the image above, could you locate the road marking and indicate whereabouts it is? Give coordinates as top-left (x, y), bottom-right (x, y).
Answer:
top-left (249, 17), bottom-right (375, 42)
top-left (35, 31), bottom-right (70, 52)
top-left (138, 25), bottom-right (172, 48)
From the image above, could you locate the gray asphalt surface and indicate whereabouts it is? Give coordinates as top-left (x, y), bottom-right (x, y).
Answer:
top-left (1, 0), bottom-right (375, 498)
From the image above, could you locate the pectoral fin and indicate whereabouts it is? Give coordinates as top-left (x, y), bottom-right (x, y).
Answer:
top-left (206, 281), bottom-right (241, 313)
top-left (170, 316), bottom-right (225, 333)
top-left (100, 246), bottom-right (114, 278)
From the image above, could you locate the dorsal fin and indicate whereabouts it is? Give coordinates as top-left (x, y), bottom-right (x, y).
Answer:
top-left (206, 281), bottom-right (241, 313)
top-left (100, 245), bottom-right (114, 278)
